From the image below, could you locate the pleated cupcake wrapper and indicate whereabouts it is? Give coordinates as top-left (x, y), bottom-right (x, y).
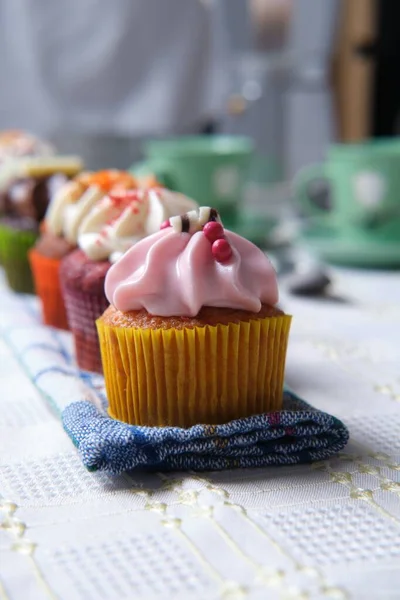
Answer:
top-left (96, 314), bottom-right (292, 428)
top-left (62, 284), bottom-right (109, 373)
top-left (29, 249), bottom-right (69, 330)
top-left (0, 223), bottom-right (37, 293)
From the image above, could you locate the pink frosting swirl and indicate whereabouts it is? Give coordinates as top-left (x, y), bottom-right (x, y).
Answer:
top-left (105, 217), bottom-right (279, 316)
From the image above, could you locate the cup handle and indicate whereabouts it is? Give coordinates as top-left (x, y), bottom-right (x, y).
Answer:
top-left (131, 160), bottom-right (177, 191)
top-left (293, 164), bottom-right (332, 217)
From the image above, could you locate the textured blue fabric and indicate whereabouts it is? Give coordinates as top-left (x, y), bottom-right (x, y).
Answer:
top-left (62, 391), bottom-right (349, 474)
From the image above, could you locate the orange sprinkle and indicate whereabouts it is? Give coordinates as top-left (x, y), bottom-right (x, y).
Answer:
top-left (78, 170), bottom-right (137, 192)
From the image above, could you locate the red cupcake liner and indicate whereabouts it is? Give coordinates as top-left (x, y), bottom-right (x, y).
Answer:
top-left (62, 285), bottom-right (109, 373)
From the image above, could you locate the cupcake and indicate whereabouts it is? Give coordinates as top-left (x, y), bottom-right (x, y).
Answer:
top-left (60, 187), bottom-right (198, 373)
top-left (97, 206), bottom-right (292, 427)
top-left (29, 170), bottom-right (138, 329)
top-left (0, 130), bottom-right (53, 164)
top-left (0, 156), bottom-right (83, 293)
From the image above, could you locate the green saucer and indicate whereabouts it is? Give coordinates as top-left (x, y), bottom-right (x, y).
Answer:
top-left (300, 229), bottom-right (400, 268)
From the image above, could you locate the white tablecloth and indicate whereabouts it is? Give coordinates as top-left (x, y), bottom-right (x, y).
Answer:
top-left (0, 267), bottom-right (399, 600)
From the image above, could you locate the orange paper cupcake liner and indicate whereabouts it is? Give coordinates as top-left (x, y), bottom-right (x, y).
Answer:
top-left (29, 249), bottom-right (69, 330)
top-left (96, 314), bottom-right (292, 428)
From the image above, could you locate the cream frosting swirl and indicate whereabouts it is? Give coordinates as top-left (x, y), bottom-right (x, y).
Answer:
top-left (78, 188), bottom-right (198, 262)
top-left (45, 170), bottom-right (137, 245)
top-left (105, 207), bottom-right (278, 316)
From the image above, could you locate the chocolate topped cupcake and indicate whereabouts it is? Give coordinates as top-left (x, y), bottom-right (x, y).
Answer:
top-left (0, 156), bottom-right (83, 293)
top-left (0, 173), bottom-right (68, 224)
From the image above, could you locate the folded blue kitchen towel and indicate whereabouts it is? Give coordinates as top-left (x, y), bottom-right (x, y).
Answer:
top-left (62, 390), bottom-right (349, 474)
top-left (1, 293), bottom-right (349, 475)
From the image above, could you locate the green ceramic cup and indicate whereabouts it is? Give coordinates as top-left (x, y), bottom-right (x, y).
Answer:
top-left (294, 139), bottom-right (400, 243)
top-left (132, 136), bottom-right (254, 228)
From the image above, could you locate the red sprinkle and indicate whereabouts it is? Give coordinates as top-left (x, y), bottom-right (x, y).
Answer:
top-left (212, 238), bottom-right (232, 263)
top-left (203, 221), bottom-right (224, 243)
top-left (160, 219), bottom-right (171, 230)
top-left (109, 190), bottom-right (141, 206)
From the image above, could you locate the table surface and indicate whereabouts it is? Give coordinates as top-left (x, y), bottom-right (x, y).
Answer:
top-left (0, 267), bottom-right (400, 600)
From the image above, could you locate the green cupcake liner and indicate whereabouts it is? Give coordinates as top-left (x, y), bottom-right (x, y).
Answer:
top-left (0, 223), bottom-right (38, 293)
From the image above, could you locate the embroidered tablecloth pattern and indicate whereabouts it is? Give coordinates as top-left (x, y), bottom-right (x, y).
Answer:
top-left (0, 267), bottom-right (399, 599)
